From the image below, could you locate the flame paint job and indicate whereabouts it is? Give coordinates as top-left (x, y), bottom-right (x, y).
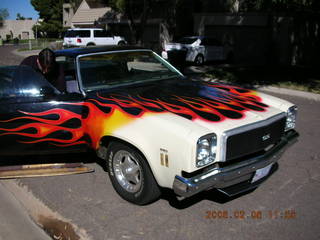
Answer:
top-left (0, 79), bottom-right (268, 151)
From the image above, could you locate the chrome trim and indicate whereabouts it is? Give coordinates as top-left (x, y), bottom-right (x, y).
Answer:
top-left (153, 51), bottom-right (184, 77)
top-left (75, 55), bottom-right (87, 97)
top-left (173, 129), bottom-right (298, 198)
top-left (219, 112), bottom-right (286, 162)
top-left (196, 133), bottom-right (217, 168)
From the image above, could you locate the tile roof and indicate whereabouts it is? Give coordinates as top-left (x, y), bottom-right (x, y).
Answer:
top-left (72, 7), bottom-right (111, 24)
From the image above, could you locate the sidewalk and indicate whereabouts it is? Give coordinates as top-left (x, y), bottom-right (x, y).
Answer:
top-left (0, 182), bottom-right (51, 240)
top-left (13, 48), bottom-right (41, 57)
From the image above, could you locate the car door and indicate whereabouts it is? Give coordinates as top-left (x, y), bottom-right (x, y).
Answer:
top-left (0, 65), bottom-right (88, 156)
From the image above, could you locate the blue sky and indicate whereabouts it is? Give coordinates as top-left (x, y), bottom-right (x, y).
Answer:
top-left (1, 0), bottom-right (39, 20)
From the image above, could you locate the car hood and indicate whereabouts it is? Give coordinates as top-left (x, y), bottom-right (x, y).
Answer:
top-left (86, 78), bottom-right (288, 135)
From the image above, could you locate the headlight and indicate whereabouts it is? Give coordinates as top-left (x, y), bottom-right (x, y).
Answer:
top-left (285, 106), bottom-right (297, 131)
top-left (196, 134), bottom-right (217, 167)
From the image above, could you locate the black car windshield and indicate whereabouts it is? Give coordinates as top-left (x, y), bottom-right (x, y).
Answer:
top-left (78, 50), bottom-right (181, 91)
top-left (176, 37), bottom-right (198, 44)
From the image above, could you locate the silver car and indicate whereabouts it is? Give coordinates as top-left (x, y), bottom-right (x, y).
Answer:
top-left (162, 36), bottom-right (233, 65)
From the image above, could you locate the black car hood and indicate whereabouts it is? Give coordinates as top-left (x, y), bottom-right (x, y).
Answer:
top-left (85, 78), bottom-right (269, 123)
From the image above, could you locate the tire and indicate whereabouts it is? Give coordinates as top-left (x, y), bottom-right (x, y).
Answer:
top-left (194, 54), bottom-right (204, 66)
top-left (86, 43), bottom-right (95, 47)
top-left (106, 142), bottom-right (161, 205)
top-left (118, 41), bottom-right (126, 46)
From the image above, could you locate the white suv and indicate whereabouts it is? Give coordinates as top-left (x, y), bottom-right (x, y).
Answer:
top-left (63, 28), bottom-right (126, 47)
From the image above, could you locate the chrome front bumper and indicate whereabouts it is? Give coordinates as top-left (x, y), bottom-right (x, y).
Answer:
top-left (173, 130), bottom-right (299, 198)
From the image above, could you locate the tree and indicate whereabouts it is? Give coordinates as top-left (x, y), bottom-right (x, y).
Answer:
top-left (31, 0), bottom-right (64, 38)
top-left (106, 0), bottom-right (149, 44)
top-left (16, 13), bottom-right (26, 20)
top-left (0, 8), bottom-right (9, 20)
top-left (103, 0), bottom-right (171, 45)
top-left (0, 8), bottom-right (9, 26)
top-left (100, 0), bottom-right (192, 45)
top-left (65, 0), bottom-right (83, 13)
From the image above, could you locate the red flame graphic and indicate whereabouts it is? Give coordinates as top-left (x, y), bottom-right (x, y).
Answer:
top-left (0, 84), bottom-right (268, 149)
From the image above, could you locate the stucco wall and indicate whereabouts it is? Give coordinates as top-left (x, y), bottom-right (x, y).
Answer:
top-left (0, 20), bottom-right (37, 40)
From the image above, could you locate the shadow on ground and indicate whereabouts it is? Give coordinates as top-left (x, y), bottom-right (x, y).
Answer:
top-left (0, 151), bottom-right (98, 170)
top-left (160, 188), bottom-right (256, 209)
top-left (183, 64), bottom-right (320, 94)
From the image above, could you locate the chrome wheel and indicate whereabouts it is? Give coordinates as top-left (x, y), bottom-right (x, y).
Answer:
top-left (113, 150), bottom-right (142, 193)
top-left (106, 142), bottom-right (161, 205)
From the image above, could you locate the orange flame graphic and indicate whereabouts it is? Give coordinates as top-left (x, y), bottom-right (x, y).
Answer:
top-left (0, 85), bottom-right (268, 150)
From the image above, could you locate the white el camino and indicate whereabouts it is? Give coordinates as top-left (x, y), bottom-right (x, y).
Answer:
top-left (0, 46), bottom-right (298, 205)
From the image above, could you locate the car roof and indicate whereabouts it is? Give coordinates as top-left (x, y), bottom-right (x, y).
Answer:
top-left (55, 46), bottom-right (148, 58)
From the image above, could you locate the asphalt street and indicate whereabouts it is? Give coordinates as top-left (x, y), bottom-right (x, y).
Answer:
top-left (0, 45), bottom-right (319, 240)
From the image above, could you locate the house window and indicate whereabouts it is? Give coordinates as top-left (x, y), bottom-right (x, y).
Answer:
top-left (22, 32), bottom-right (29, 40)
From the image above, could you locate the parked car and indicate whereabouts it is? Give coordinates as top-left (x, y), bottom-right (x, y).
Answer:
top-left (63, 28), bottom-right (126, 47)
top-left (162, 36), bottom-right (234, 65)
top-left (0, 46), bottom-right (298, 205)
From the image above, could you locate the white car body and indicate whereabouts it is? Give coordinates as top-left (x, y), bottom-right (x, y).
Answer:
top-left (108, 91), bottom-right (296, 188)
top-left (63, 28), bottom-right (126, 47)
top-left (162, 36), bottom-right (233, 64)
top-left (16, 47), bottom-right (297, 204)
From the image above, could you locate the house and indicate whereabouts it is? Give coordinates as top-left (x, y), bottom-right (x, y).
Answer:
top-left (0, 20), bottom-right (38, 40)
top-left (63, 0), bottom-right (111, 28)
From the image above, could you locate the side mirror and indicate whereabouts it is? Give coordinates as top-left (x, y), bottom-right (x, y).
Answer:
top-left (40, 86), bottom-right (56, 98)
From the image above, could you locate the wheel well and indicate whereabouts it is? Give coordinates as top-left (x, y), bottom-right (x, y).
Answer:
top-left (99, 136), bottom-right (159, 184)
top-left (100, 136), bottom-right (128, 149)
top-left (100, 136), bottom-right (146, 163)
top-left (87, 42), bottom-right (95, 46)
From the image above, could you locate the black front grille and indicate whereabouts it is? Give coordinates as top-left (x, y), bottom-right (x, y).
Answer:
top-left (226, 117), bottom-right (286, 161)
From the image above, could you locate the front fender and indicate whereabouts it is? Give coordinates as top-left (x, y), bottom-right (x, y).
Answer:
top-left (101, 112), bottom-right (202, 188)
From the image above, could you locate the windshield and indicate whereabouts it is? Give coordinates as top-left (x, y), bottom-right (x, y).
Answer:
top-left (176, 37), bottom-right (198, 44)
top-left (78, 50), bottom-right (181, 91)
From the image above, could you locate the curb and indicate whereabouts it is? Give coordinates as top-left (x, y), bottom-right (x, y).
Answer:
top-left (1, 180), bottom-right (91, 240)
top-left (0, 181), bottom-right (51, 240)
top-left (257, 86), bottom-right (320, 102)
